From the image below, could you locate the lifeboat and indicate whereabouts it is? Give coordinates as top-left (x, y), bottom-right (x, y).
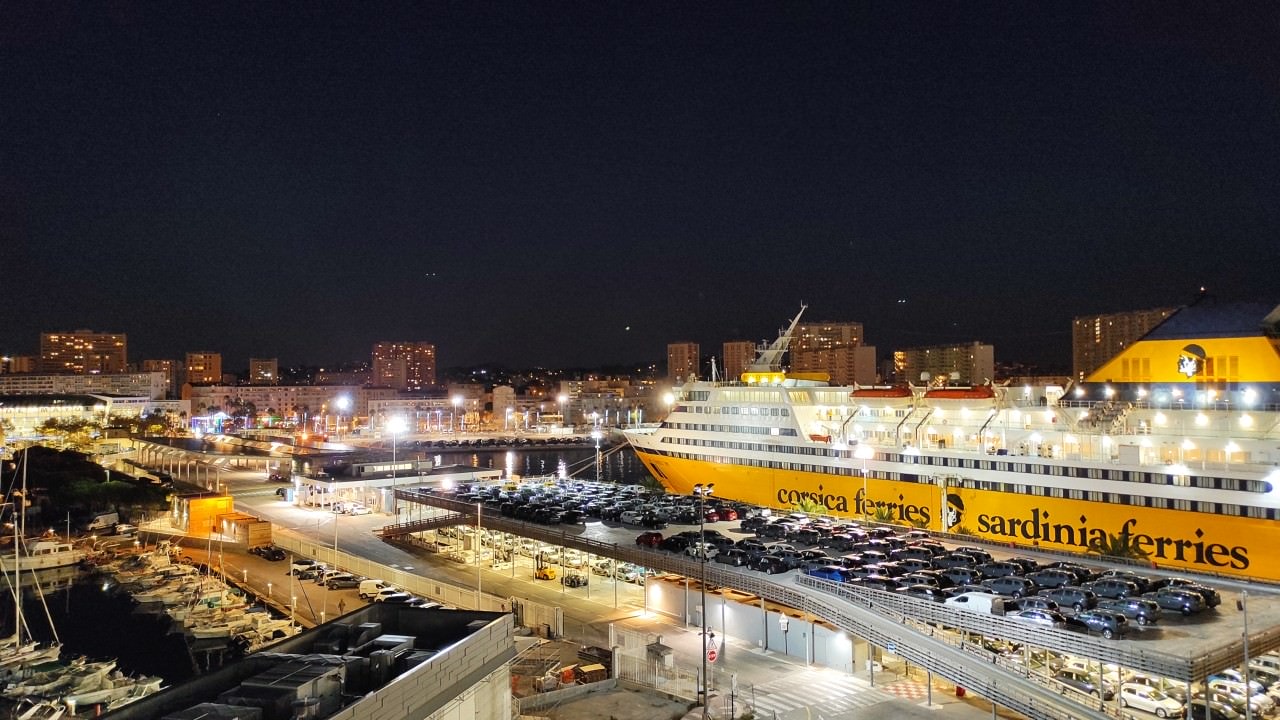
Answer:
top-left (923, 386), bottom-right (995, 400)
top-left (851, 385), bottom-right (912, 399)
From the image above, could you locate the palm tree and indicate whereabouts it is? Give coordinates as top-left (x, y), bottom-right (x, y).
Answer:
top-left (1087, 530), bottom-right (1151, 561)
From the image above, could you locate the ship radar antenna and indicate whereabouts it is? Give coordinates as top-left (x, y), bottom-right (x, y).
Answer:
top-left (747, 304), bottom-right (807, 373)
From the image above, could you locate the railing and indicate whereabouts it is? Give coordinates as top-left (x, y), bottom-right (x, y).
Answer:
top-left (392, 489), bottom-right (1232, 686)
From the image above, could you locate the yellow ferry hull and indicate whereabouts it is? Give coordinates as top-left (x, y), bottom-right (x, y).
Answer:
top-left (634, 449), bottom-right (1274, 582)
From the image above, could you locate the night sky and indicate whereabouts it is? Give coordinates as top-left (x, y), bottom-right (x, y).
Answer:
top-left (4, 3), bottom-right (1278, 371)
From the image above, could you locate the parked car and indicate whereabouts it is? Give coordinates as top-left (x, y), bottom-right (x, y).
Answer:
top-left (1096, 597), bottom-right (1162, 626)
top-left (1066, 609), bottom-right (1128, 639)
top-left (981, 576), bottom-right (1037, 598)
top-left (807, 565), bottom-right (853, 582)
top-left (1143, 587), bottom-right (1207, 616)
top-left (976, 561), bottom-right (1023, 579)
top-left (750, 555), bottom-right (791, 574)
top-left (326, 574), bottom-right (362, 589)
top-left (250, 545), bottom-right (286, 561)
top-left (1008, 608), bottom-right (1068, 629)
top-left (897, 584), bottom-right (948, 603)
top-left (1038, 586), bottom-right (1098, 611)
top-left (1081, 577), bottom-right (1140, 599)
top-left (1026, 568), bottom-right (1079, 589)
top-left (635, 531), bottom-right (664, 548)
top-left (1010, 595), bottom-right (1059, 613)
top-left (1055, 669), bottom-right (1115, 700)
top-left (289, 558), bottom-right (322, 575)
top-left (1185, 698), bottom-right (1241, 720)
top-left (713, 548), bottom-right (751, 567)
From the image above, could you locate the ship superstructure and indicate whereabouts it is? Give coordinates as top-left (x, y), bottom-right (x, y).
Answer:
top-left (626, 302), bottom-right (1280, 581)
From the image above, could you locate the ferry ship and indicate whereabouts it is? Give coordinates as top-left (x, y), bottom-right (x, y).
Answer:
top-left (626, 302), bottom-right (1280, 582)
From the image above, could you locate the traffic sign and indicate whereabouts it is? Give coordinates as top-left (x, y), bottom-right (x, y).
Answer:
top-left (707, 637), bottom-right (719, 663)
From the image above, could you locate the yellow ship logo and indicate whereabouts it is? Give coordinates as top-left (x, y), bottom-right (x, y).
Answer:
top-left (1177, 343), bottom-right (1205, 378)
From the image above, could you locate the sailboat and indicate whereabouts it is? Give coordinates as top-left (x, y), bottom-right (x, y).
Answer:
top-left (1, 448), bottom-right (65, 684)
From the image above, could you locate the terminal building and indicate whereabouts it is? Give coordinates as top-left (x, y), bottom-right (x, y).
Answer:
top-left (107, 605), bottom-right (514, 720)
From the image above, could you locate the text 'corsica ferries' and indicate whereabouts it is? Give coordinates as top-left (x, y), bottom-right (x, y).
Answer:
top-left (625, 302), bottom-right (1280, 582)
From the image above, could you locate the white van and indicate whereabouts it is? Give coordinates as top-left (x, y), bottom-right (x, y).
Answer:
top-left (1253, 654), bottom-right (1280, 676)
top-left (359, 579), bottom-right (390, 599)
top-left (88, 512), bottom-right (119, 532)
top-left (943, 591), bottom-right (1007, 615)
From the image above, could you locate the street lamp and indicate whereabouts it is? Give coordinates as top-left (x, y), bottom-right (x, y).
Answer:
top-left (591, 429), bottom-right (603, 482)
top-left (451, 395), bottom-right (463, 434)
top-left (854, 444), bottom-right (875, 523)
top-left (693, 482), bottom-right (715, 719)
top-left (335, 395), bottom-right (351, 439)
top-left (387, 415), bottom-right (408, 515)
top-left (557, 394), bottom-right (569, 430)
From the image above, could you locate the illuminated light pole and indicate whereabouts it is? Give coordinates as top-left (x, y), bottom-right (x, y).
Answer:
top-left (855, 444), bottom-right (875, 523)
top-left (335, 395), bottom-right (351, 440)
top-left (387, 415), bottom-right (408, 516)
top-left (591, 429), bottom-right (603, 482)
top-left (452, 395), bottom-right (463, 434)
top-left (558, 394), bottom-right (569, 430)
top-left (693, 482), bottom-right (715, 720)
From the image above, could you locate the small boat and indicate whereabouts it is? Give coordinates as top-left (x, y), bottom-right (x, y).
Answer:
top-left (0, 540), bottom-right (87, 573)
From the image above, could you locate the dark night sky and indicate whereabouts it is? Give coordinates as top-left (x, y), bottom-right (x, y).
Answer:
top-left (3, 3), bottom-right (1278, 371)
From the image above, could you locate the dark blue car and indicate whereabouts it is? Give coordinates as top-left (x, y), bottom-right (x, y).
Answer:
top-left (807, 565), bottom-right (853, 582)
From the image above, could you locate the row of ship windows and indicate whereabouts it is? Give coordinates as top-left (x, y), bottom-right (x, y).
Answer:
top-left (652, 448), bottom-right (1278, 521)
top-left (665, 422), bottom-right (799, 436)
top-left (672, 406), bottom-right (792, 417)
top-left (659, 436), bottom-right (1271, 497)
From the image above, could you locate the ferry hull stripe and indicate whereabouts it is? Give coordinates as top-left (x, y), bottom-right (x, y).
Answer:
top-left (634, 449), bottom-right (1264, 579)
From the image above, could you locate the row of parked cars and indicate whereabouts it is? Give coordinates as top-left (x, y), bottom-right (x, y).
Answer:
top-left (1019, 650), bottom-right (1280, 719)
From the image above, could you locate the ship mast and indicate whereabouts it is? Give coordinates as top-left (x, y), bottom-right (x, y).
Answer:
top-left (746, 305), bottom-right (806, 373)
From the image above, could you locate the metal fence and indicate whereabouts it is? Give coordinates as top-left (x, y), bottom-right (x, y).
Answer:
top-left (272, 531), bottom-right (563, 635)
top-left (396, 490), bottom-right (1229, 679)
top-left (614, 652), bottom-right (701, 704)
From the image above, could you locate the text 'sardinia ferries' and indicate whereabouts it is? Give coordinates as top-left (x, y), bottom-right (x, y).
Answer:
top-left (625, 302), bottom-right (1280, 582)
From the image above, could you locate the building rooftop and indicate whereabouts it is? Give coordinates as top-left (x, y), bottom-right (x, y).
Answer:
top-left (1144, 301), bottom-right (1280, 340)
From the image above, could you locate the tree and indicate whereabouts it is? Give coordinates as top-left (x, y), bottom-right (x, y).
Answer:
top-left (1087, 530), bottom-right (1151, 561)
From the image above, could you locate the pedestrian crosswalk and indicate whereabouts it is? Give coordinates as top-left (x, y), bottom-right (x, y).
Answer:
top-left (742, 672), bottom-right (895, 719)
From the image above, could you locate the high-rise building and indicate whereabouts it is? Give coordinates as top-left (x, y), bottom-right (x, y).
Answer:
top-left (371, 342), bottom-right (437, 391)
top-left (667, 342), bottom-right (700, 383)
top-left (249, 358), bottom-right (279, 385)
top-left (792, 345), bottom-right (879, 386)
top-left (792, 321), bottom-right (864, 353)
top-left (141, 359), bottom-right (181, 398)
top-left (185, 351), bottom-right (223, 385)
top-left (722, 341), bottom-right (756, 380)
top-left (39, 330), bottom-right (127, 374)
top-left (893, 341), bottom-right (995, 385)
top-left (1072, 307), bottom-right (1177, 382)
top-left (789, 321), bottom-right (868, 385)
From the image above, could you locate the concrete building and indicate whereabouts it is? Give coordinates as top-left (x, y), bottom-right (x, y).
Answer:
top-left (0, 393), bottom-right (150, 437)
top-left (666, 342), bottom-right (700, 383)
top-left (108, 605), bottom-right (514, 720)
top-left (142, 359), bottom-right (181, 398)
top-left (249, 357), bottom-right (279, 385)
top-left (184, 384), bottom-right (394, 427)
top-left (372, 341), bottom-right (437, 391)
top-left (39, 330), bottom-right (127, 374)
top-left (1072, 307), bottom-right (1177, 382)
top-left (722, 341), bottom-right (756, 380)
top-left (788, 321), bottom-right (872, 385)
top-left (893, 341), bottom-right (995, 385)
top-left (792, 345), bottom-right (878, 386)
top-left (185, 351), bottom-right (223, 385)
top-left (0, 371), bottom-right (167, 400)
top-left (792, 321), bottom-right (864, 353)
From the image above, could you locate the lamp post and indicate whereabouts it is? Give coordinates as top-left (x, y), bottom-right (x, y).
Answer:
top-left (335, 395), bottom-right (351, 440)
top-left (693, 482), bottom-right (715, 719)
top-left (591, 429), bottom-right (603, 482)
top-left (387, 416), bottom-right (408, 516)
top-left (854, 444), bottom-right (875, 523)
top-left (557, 394), bottom-right (569, 430)
top-left (451, 396), bottom-right (462, 434)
